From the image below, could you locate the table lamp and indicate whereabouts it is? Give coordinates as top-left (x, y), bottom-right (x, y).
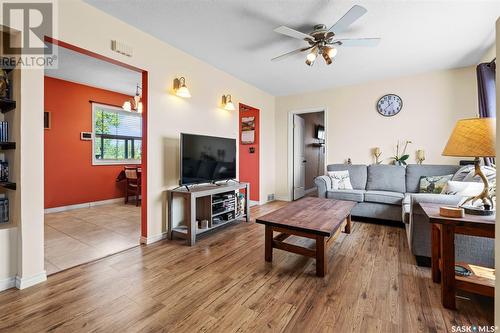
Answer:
top-left (442, 117), bottom-right (496, 215)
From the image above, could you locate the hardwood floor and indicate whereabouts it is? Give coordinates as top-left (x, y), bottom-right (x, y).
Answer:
top-left (1, 200), bottom-right (492, 332)
top-left (45, 203), bottom-right (141, 274)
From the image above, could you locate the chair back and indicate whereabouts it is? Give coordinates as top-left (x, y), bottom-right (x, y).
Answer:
top-left (124, 167), bottom-right (139, 180)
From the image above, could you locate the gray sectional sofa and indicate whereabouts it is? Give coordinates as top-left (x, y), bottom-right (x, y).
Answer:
top-left (314, 164), bottom-right (494, 268)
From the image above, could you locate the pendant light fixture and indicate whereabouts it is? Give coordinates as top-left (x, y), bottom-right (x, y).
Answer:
top-left (122, 84), bottom-right (143, 113)
top-left (134, 84), bottom-right (143, 113)
top-left (221, 94), bottom-right (235, 111)
top-left (173, 76), bottom-right (191, 98)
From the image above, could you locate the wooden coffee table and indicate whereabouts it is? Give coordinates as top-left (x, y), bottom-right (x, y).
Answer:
top-left (256, 197), bottom-right (356, 277)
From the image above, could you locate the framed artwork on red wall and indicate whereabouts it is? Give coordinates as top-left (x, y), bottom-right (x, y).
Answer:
top-left (241, 116), bottom-right (255, 144)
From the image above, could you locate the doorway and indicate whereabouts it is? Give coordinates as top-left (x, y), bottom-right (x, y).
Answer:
top-left (289, 109), bottom-right (326, 201)
top-left (239, 104), bottom-right (260, 205)
top-left (42, 38), bottom-right (148, 274)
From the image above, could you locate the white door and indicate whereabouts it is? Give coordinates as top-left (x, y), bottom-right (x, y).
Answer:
top-left (293, 114), bottom-right (306, 200)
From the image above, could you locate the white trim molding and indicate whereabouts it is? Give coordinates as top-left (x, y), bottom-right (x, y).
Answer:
top-left (0, 276), bottom-right (15, 291)
top-left (305, 187), bottom-right (317, 195)
top-left (15, 271), bottom-right (47, 289)
top-left (44, 196), bottom-right (141, 214)
top-left (140, 232), bottom-right (168, 245)
top-left (249, 200), bottom-right (259, 207)
top-left (287, 107), bottom-right (328, 202)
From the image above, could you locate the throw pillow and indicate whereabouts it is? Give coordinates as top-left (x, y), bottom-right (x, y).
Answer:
top-left (452, 165), bottom-right (496, 183)
top-left (441, 181), bottom-right (484, 197)
top-left (328, 170), bottom-right (353, 190)
top-left (418, 174), bottom-right (453, 194)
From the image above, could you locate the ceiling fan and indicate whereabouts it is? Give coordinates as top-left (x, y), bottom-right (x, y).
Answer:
top-left (271, 5), bottom-right (380, 66)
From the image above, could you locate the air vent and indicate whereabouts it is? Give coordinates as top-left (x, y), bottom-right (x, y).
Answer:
top-left (267, 194), bottom-right (275, 202)
top-left (111, 40), bottom-right (133, 57)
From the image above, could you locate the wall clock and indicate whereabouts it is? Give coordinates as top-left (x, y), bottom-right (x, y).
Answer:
top-left (377, 94), bottom-right (403, 117)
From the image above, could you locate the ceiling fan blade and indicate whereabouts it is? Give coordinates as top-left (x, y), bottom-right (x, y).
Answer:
top-left (274, 26), bottom-right (312, 41)
top-left (328, 5), bottom-right (367, 33)
top-left (333, 38), bottom-right (380, 47)
top-left (271, 46), bottom-right (313, 62)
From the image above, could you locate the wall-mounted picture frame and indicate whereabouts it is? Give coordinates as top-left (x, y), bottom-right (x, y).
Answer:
top-left (241, 116), bottom-right (255, 144)
top-left (44, 111), bottom-right (51, 130)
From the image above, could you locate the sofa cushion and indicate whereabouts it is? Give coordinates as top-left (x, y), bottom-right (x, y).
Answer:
top-left (452, 165), bottom-right (496, 183)
top-left (442, 181), bottom-right (484, 196)
top-left (418, 174), bottom-right (453, 194)
top-left (327, 164), bottom-right (367, 190)
top-left (405, 164), bottom-right (461, 193)
top-left (364, 190), bottom-right (405, 205)
top-left (327, 189), bottom-right (365, 202)
top-left (402, 204), bottom-right (411, 224)
top-left (327, 170), bottom-right (353, 190)
top-left (366, 165), bottom-right (406, 193)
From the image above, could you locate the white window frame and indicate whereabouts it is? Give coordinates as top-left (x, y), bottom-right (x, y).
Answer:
top-left (91, 102), bottom-right (142, 166)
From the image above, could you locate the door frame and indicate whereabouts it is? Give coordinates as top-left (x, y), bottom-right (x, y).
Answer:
top-left (287, 107), bottom-right (327, 201)
top-left (238, 103), bottom-right (260, 205)
top-left (43, 37), bottom-right (149, 241)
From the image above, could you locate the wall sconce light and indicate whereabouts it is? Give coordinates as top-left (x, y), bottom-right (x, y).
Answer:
top-left (221, 94), bottom-right (235, 111)
top-left (173, 77), bottom-right (191, 98)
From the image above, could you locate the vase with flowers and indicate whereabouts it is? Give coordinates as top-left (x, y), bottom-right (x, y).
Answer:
top-left (391, 140), bottom-right (412, 166)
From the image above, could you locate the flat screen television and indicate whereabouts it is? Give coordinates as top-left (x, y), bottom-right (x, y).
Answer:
top-left (180, 133), bottom-right (237, 185)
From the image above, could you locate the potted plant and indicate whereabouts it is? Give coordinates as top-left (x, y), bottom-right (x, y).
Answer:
top-left (391, 140), bottom-right (412, 166)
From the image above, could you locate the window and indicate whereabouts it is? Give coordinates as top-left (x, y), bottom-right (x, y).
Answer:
top-left (92, 103), bottom-right (142, 165)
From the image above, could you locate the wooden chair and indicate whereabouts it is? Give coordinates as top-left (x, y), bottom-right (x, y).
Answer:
top-left (124, 166), bottom-right (141, 206)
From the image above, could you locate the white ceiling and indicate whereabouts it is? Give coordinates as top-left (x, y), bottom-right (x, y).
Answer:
top-left (45, 45), bottom-right (141, 95)
top-left (84, 0), bottom-right (499, 96)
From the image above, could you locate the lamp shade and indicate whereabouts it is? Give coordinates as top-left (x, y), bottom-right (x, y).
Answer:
top-left (442, 118), bottom-right (496, 157)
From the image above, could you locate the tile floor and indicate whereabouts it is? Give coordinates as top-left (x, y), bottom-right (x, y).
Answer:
top-left (44, 203), bottom-right (141, 275)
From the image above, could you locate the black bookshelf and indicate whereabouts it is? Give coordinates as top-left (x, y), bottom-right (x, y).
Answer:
top-left (0, 98), bottom-right (15, 114)
top-left (0, 142), bottom-right (15, 150)
top-left (0, 182), bottom-right (15, 190)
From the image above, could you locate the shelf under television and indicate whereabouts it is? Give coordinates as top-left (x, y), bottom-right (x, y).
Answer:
top-left (212, 197), bottom-right (235, 205)
top-left (172, 214), bottom-right (246, 237)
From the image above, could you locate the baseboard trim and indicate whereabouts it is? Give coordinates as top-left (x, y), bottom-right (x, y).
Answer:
top-left (274, 195), bottom-right (291, 202)
top-left (0, 276), bottom-right (15, 291)
top-left (304, 187), bottom-right (317, 194)
top-left (140, 232), bottom-right (168, 245)
top-left (15, 271), bottom-right (47, 289)
top-left (45, 196), bottom-right (141, 213)
top-left (249, 200), bottom-right (259, 207)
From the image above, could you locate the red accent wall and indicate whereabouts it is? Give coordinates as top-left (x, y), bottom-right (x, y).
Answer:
top-left (44, 77), bottom-right (133, 208)
top-left (239, 104), bottom-right (260, 201)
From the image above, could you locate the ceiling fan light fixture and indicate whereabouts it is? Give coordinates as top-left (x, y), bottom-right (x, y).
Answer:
top-left (322, 52), bottom-right (332, 65)
top-left (327, 46), bottom-right (338, 58)
top-left (305, 47), bottom-right (318, 66)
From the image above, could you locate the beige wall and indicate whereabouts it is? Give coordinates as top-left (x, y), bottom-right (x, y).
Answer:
top-left (275, 67), bottom-right (479, 199)
top-left (57, 2), bottom-right (276, 237)
top-left (1, 0), bottom-right (276, 287)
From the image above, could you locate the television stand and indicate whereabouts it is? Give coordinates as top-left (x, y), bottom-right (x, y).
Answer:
top-left (166, 182), bottom-right (250, 245)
